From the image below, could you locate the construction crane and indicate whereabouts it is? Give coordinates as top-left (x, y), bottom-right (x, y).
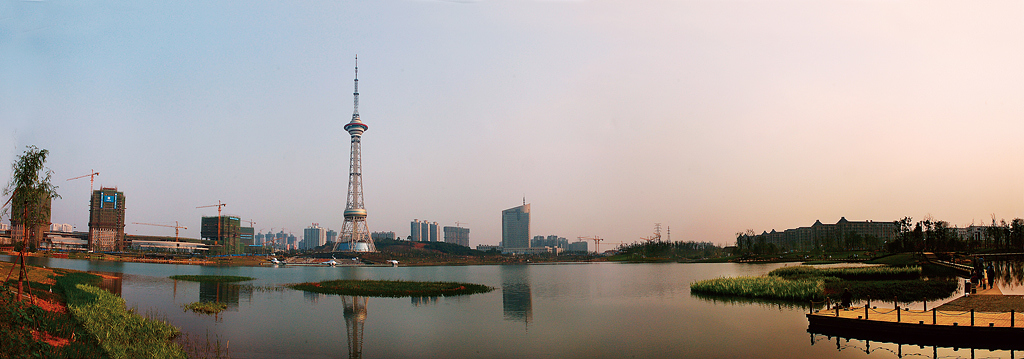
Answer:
top-left (197, 201), bottom-right (227, 247)
top-left (132, 221), bottom-right (187, 242)
top-left (67, 170), bottom-right (100, 192)
top-left (455, 221), bottom-right (469, 228)
top-left (578, 236), bottom-right (604, 253)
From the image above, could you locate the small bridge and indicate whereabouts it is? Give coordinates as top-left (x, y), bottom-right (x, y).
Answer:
top-left (922, 252), bottom-right (972, 276)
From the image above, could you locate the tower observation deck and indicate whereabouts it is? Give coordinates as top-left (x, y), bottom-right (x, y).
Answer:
top-left (335, 55), bottom-right (375, 252)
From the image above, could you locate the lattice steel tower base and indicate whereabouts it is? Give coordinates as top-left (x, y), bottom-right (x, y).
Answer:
top-left (335, 56), bottom-right (376, 252)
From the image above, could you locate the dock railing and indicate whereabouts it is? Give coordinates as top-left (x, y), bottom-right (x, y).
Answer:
top-left (810, 300), bottom-right (1021, 328)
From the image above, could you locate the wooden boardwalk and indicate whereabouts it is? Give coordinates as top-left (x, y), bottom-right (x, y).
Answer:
top-left (808, 289), bottom-right (1024, 349)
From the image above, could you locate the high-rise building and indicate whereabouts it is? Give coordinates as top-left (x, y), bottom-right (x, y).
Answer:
top-left (411, 219), bottom-right (423, 241)
top-left (201, 216), bottom-right (242, 254)
top-left (327, 229), bottom-right (338, 244)
top-left (429, 222), bottom-right (439, 242)
top-left (304, 224), bottom-right (327, 250)
top-left (443, 226), bottom-right (470, 247)
top-left (240, 226), bottom-right (254, 246)
top-left (88, 188), bottom-right (124, 251)
top-left (335, 56), bottom-right (375, 252)
top-left (502, 203), bottom-right (530, 249)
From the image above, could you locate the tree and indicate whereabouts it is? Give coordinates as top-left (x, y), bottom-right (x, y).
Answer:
top-left (2, 146), bottom-right (60, 302)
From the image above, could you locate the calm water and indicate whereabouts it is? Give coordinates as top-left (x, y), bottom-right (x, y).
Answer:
top-left (2, 255), bottom-right (1019, 359)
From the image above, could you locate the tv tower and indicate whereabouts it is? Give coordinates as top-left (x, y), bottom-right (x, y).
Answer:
top-left (335, 55), bottom-right (376, 252)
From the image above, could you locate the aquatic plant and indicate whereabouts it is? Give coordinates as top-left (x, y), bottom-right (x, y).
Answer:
top-left (289, 279), bottom-right (493, 297)
top-left (689, 276), bottom-right (825, 301)
top-left (769, 265), bottom-right (921, 280)
top-left (169, 275), bottom-right (254, 283)
top-left (183, 301), bottom-right (228, 315)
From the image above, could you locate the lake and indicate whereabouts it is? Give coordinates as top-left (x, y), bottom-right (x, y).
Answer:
top-left (2, 255), bottom-right (1017, 359)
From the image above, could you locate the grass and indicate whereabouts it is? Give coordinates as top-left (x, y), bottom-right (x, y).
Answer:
top-left (692, 265), bottom-right (955, 303)
top-left (289, 279), bottom-right (493, 297)
top-left (56, 271), bottom-right (186, 359)
top-left (182, 301), bottom-right (228, 315)
top-left (865, 253), bottom-right (919, 266)
top-left (689, 276), bottom-right (825, 301)
top-left (769, 265), bottom-right (921, 281)
top-left (169, 275), bottom-right (254, 283)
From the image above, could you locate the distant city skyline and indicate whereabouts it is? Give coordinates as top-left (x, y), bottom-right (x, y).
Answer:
top-left (5, 2), bottom-right (1024, 247)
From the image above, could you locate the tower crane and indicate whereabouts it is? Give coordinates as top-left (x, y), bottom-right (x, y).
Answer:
top-left (197, 201), bottom-right (226, 248)
top-left (131, 221), bottom-right (187, 242)
top-left (578, 236), bottom-right (604, 254)
top-left (67, 170), bottom-right (100, 192)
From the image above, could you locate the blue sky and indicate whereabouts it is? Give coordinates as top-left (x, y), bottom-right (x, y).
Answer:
top-left (3, 0), bottom-right (1024, 246)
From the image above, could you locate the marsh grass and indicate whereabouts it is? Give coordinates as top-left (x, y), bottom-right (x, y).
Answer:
top-left (770, 265), bottom-right (921, 280)
top-left (169, 275), bottom-right (254, 283)
top-left (183, 301), bottom-right (228, 315)
top-left (289, 279), bottom-right (493, 297)
top-left (691, 265), bottom-right (954, 303)
top-left (689, 276), bottom-right (825, 301)
top-left (57, 272), bottom-right (186, 359)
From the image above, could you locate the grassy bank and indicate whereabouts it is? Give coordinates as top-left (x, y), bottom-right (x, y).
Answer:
top-left (169, 275), bottom-right (254, 283)
top-left (58, 273), bottom-right (186, 359)
top-left (290, 279), bottom-right (493, 297)
top-left (691, 265), bottom-right (956, 303)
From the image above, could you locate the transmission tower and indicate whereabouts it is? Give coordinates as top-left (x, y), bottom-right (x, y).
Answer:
top-left (335, 55), bottom-right (376, 252)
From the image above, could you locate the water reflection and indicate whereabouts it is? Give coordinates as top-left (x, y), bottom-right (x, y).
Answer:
top-left (304, 290), bottom-right (322, 304)
top-left (198, 282), bottom-right (242, 308)
top-left (691, 291), bottom-right (809, 310)
top-left (411, 296), bottom-right (438, 307)
top-left (343, 296), bottom-right (368, 359)
top-left (95, 272), bottom-right (123, 296)
top-left (809, 332), bottom-right (1024, 357)
top-left (500, 265), bottom-right (532, 324)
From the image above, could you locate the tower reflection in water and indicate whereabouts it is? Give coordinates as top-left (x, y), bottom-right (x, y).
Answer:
top-left (343, 296), bottom-right (368, 359)
top-left (198, 282), bottom-right (242, 308)
top-left (500, 265), bottom-right (533, 324)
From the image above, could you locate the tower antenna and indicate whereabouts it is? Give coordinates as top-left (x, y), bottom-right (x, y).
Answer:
top-left (352, 55), bottom-right (359, 120)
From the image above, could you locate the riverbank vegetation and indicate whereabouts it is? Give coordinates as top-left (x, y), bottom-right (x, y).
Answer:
top-left (59, 272), bottom-right (186, 359)
top-left (690, 265), bottom-right (957, 302)
top-left (610, 241), bottom-right (727, 262)
top-left (289, 279), bottom-right (493, 297)
top-left (169, 275), bottom-right (254, 283)
top-left (0, 259), bottom-right (188, 359)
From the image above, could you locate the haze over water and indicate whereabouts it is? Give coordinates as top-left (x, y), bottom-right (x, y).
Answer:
top-left (5, 1), bottom-right (1024, 247)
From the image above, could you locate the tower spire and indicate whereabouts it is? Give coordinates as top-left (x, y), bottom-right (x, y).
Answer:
top-left (352, 55), bottom-right (360, 121)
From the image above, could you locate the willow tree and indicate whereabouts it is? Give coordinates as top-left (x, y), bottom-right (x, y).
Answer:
top-left (2, 145), bottom-right (60, 301)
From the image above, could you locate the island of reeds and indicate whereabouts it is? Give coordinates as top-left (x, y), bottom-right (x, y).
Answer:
top-left (182, 301), bottom-right (228, 314)
top-left (288, 279), bottom-right (493, 297)
top-left (690, 265), bottom-right (957, 302)
top-left (169, 275), bottom-right (254, 283)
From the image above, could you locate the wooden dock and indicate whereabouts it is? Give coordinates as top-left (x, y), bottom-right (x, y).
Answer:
top-left (808, 289), bottom-right (1024, 350)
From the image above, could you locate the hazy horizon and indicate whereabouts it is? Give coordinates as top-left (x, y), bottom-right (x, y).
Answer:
top-left (4, 1), bottom-right (1024, 247)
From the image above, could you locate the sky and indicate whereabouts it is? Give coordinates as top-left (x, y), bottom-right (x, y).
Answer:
top-left (3, 0), bottom-right (1024, 247)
